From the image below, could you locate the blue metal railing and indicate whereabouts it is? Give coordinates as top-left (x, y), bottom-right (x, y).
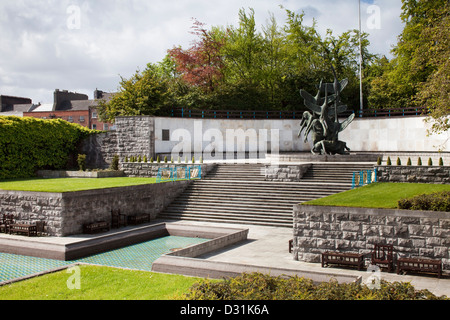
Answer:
top-left (170, 107), bottom-right (427, 120)
top-left (352, 168), bottom-right (378, 189)
top-left (156, 165), bottom-right (202, 183)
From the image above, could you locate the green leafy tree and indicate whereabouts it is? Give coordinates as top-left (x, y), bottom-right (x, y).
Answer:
top-left (368, 0), bottom-right (449, 134)
top-left (98, 63), bottom-right (172, 123)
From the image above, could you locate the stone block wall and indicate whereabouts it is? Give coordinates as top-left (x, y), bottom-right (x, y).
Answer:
top-left (376, 166), bottom-right (450, 184)
top-left (264, 164), bottom-right (311, 182)
top-left (293, 205), bottom-right (450, 270)
top-left (115, 116), bottom-right (155, 159)
top-left (81, 115), bottom-right (155, 169)
top-left (0, 180), bottom-right (191, 237)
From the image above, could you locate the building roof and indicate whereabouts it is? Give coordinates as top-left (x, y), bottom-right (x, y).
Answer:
top-left (31, 104), bottom-right (53, 112)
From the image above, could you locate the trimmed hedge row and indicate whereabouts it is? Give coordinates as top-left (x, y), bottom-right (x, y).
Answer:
top-left (183, 272), bottom-right (446, 300)
top-left (0, 116), bottom-right (94, 179)
top-left (398, 191), bottom-right (450, 212)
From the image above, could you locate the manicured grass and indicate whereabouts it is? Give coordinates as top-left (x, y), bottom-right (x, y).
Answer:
top-left (0, 177), bottom-right (158, 192)
top-left (303, 183), bottom-right (450, 209)
top-left (0, 265), bottom-right (206, 300)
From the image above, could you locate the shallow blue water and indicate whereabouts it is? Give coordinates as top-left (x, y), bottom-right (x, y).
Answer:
top-left (0, 235), bottom-right (208, 283)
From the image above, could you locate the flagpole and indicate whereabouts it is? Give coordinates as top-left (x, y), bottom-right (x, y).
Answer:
top-left (358, 0), bottom-right (364, 117)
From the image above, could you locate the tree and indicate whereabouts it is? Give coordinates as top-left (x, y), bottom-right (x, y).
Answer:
top-left (368, 0), bottom-right (449, 130)
top-left (98, 63), bottom-right (171, 123)
top-left (168, 19), bottom-right (226, 93)
top-left (411, 3), bottom-right (449, 136)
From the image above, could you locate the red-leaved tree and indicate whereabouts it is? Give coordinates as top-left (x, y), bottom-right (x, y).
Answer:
top-left (168, 19), bottom-right (226, 92)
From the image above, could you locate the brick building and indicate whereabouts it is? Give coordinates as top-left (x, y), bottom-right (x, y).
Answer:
top-left (23, 89), bottom-right (115, 130)
top-left (0, 95), bottom-right (33, 116)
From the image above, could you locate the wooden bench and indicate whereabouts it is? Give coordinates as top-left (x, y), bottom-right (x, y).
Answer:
top-left (83, 221), bottom-right (110, 234)
top-left (127, 214), bottom-right (150, 225)
top-left (322, 251), bottom-right (365, 271)
top-left (371, 244), bottom-right (394, 272)
top-left (397, 257), bottom-right (442, 278)
top-left (9, 224), bottom-right (37, 237)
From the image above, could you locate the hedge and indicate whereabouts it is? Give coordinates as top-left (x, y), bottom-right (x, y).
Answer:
top-left (182, 272), bottom-right (447, 300)
top-left (0, 116), bottom-right (94, 179)
top-left (398, 191), bottom-right (450, 212)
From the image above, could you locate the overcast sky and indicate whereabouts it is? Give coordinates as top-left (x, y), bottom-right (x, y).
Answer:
top-left (0, 0), bottom-right (404, 104)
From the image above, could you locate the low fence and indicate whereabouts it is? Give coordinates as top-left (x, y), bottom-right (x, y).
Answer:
top-left (156, 165), bottom-right (202, 183)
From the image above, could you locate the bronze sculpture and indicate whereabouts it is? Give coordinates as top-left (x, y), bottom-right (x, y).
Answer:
top-left (298, 67), bottom-right (355, 155)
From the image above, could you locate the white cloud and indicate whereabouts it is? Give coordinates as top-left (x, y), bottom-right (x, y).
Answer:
top-left (0, 0), bottom-right (404, 104)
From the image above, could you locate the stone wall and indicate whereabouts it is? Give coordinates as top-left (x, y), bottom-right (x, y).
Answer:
top-left (0, 180), bottom-right (191, 237)
top-left (264, 164), bottom-right (311, 182)
top-left (376, 165), bottom-right (450, 184)
top-left (81, 115), bottom-right (155, 169)
top-left (293, 205), bottom-right (450, 270)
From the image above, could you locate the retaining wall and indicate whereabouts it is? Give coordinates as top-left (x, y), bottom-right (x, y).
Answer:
top-left (0, 180), bottom-right (191, 237)
top-left (293, 205), bottom-right (450, 270)
top-left (81, 116), bottom-right (155, 169)
top-left (376, 165), bottom-right (450, 184)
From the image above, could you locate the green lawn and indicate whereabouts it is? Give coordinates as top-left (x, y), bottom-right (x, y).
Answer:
top-left (303, 183), bottom-right (450, 209)
top-left (0, 265), bottom-right (205, 300)
top-left (0, 177), bottom-right (158, 193)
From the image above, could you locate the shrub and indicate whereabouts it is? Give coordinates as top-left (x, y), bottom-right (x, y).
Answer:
top-left (377, 157), bottom-right (382, 165)
top-left (182, 272), bottom-right (445, 300)
top-left (407, 157), bottom-right (412, 166)
top-left (110, 154), bottom-right (119, 171)
top-left (138, 155), bottom-right (142, 163)
top-left (439, 157), bottom-right (444, 166)
top-left (386, 157), bottom-right (391, 165)
top-left (143, 155), bottom-right (147, 163)
top-left (77, 154), bottom-right (86, 171)
top-left (417, 157), bottom-right (422, 166)
top-left (164, 156), bottom-right (168, 163)
top-left (396, 157), bottom-right (401, 165)
top-left (0, 116), bottom-right (94, 179)
top-left (428, 158), bottom-right (433, 166)
top-left (157, 156), bottom-right (160, 163)
top-left (398, 191), bottom-right (450, 212)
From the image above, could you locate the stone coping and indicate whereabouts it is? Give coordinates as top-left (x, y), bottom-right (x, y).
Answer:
top-left (151, 256), bottom-right (361, 284)
top-left (36, 170), bottom-right (125, 178)
top-left (297, 204), bottom-right (450, 220)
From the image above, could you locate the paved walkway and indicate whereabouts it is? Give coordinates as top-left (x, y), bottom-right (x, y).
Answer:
top-left (159, 220), bottom-right (450, 297)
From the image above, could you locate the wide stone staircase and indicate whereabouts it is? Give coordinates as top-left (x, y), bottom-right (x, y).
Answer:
top-left (301, 162), bottom-right (375, 185)
top-left (158, 162), bottom-right (375, 228)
